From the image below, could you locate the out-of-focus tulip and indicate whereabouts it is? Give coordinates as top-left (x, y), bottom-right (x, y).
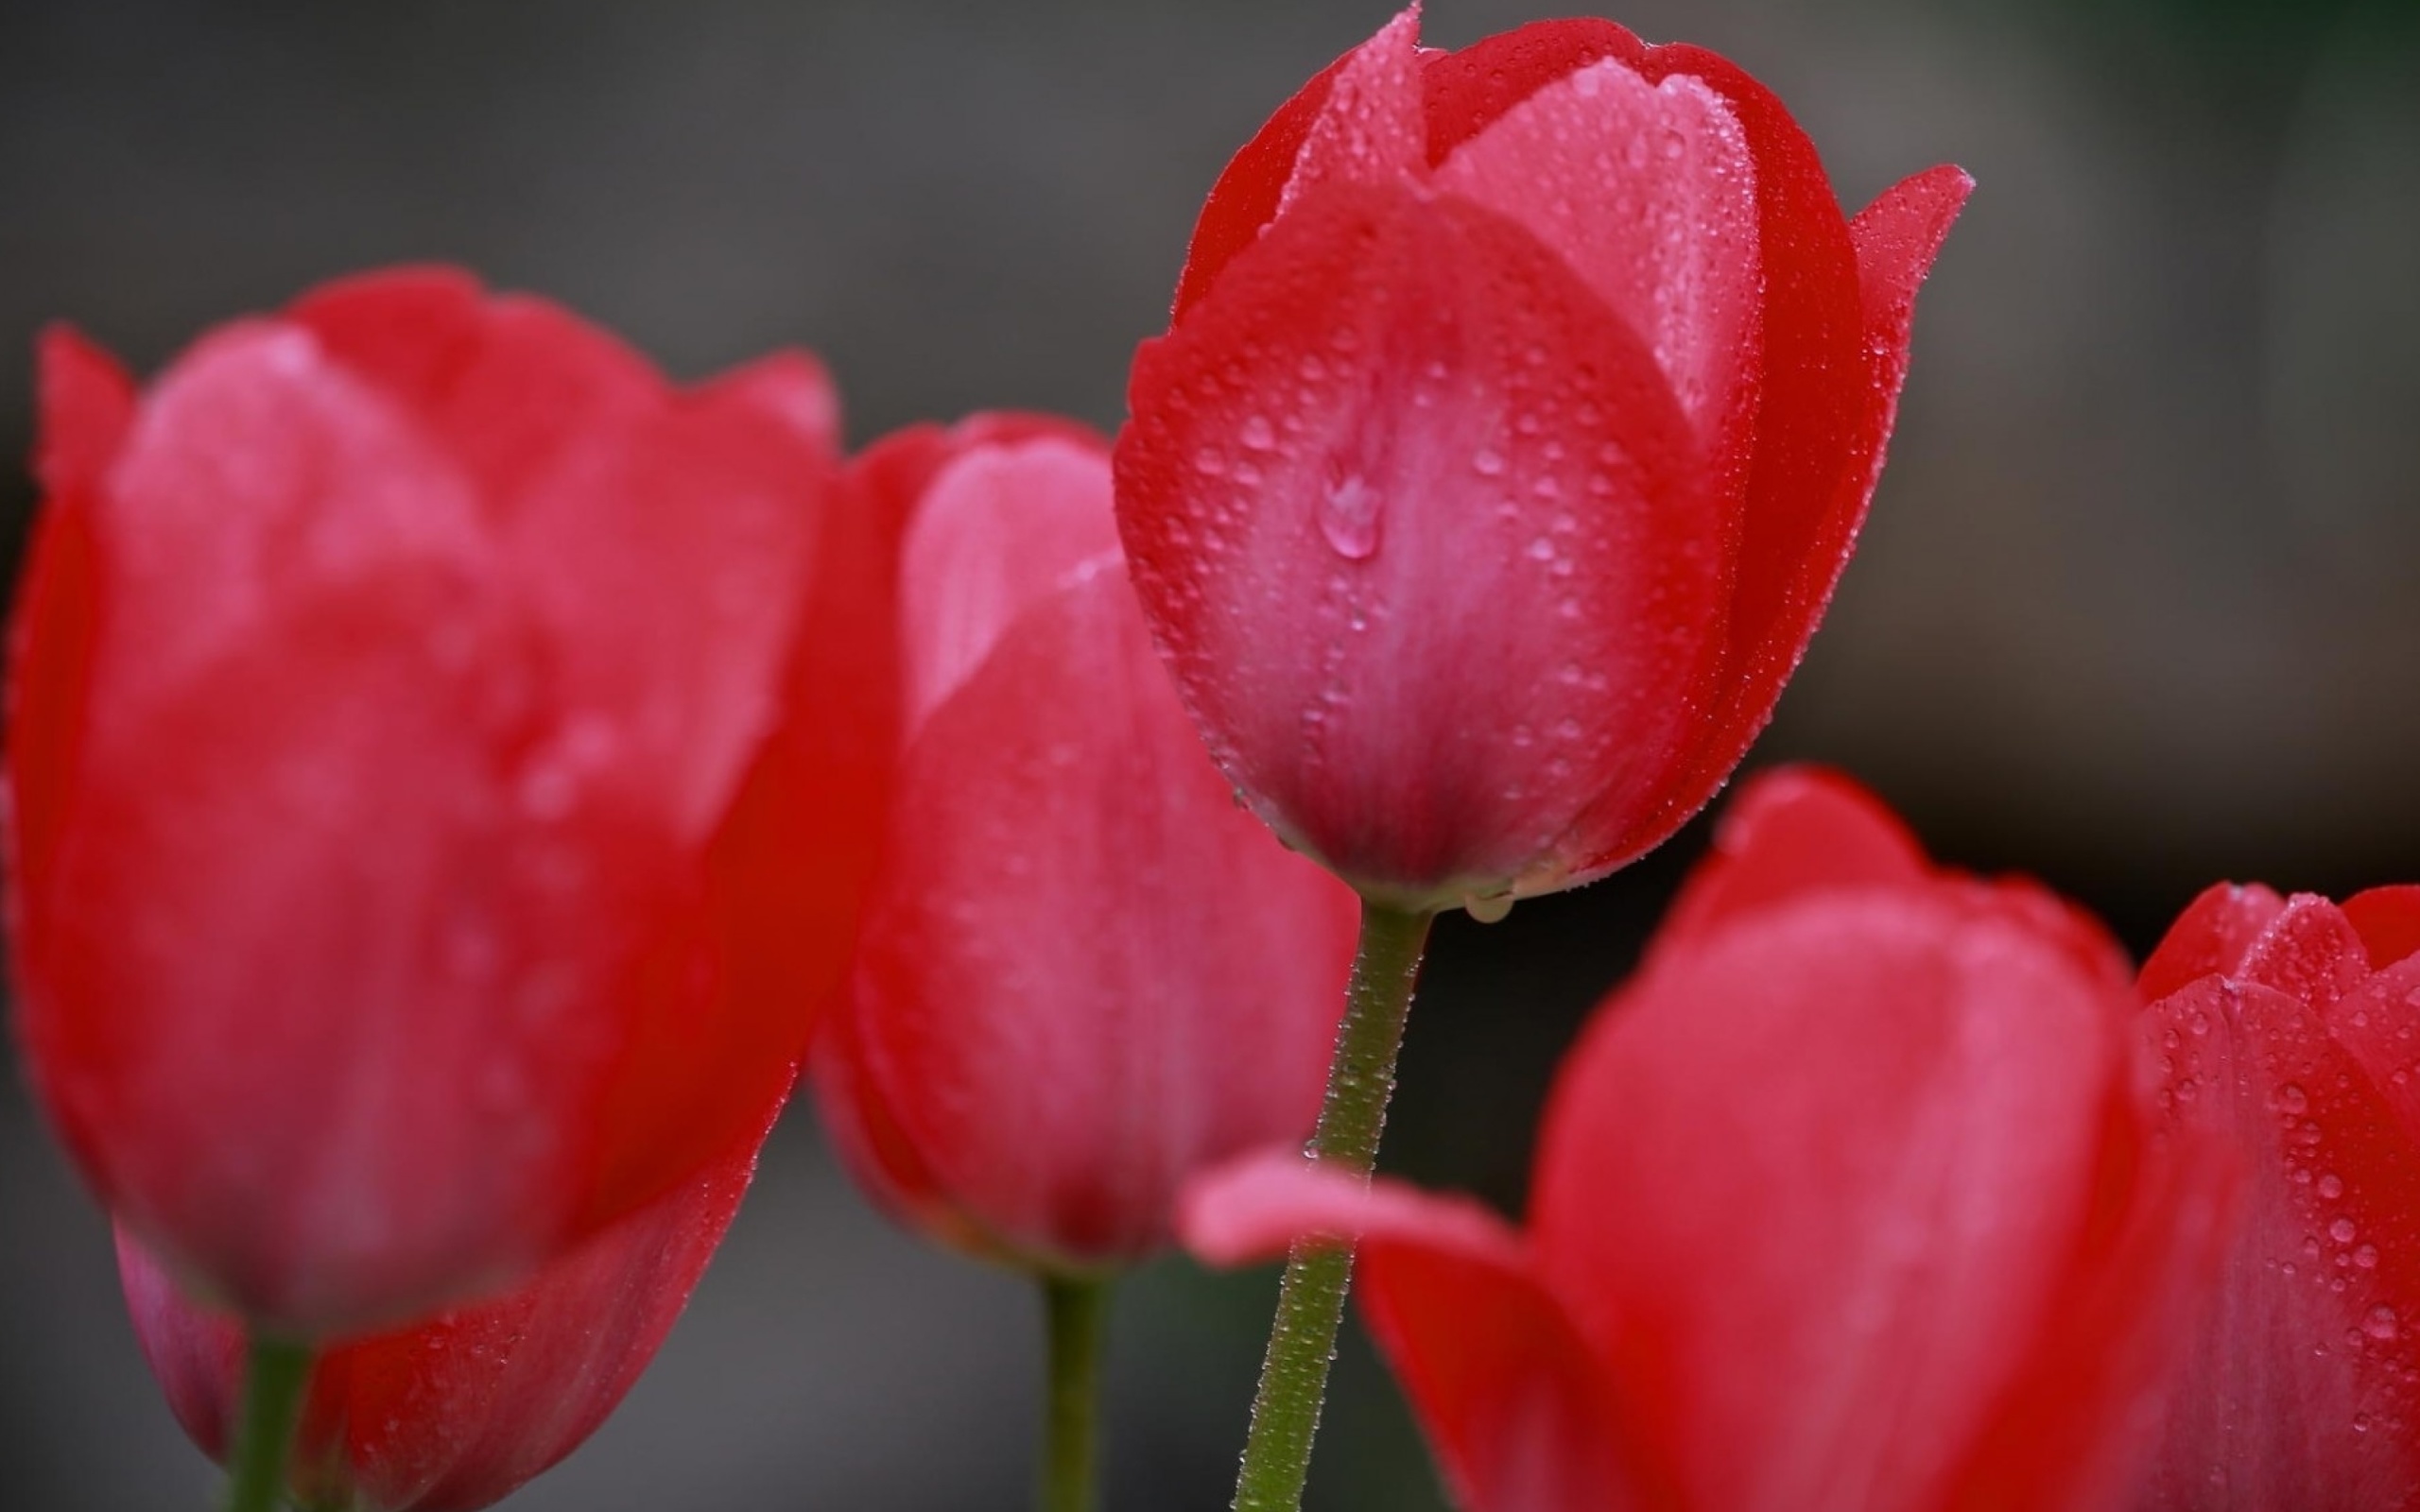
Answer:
top-left (116, 1099), bottom-right (781, 1512)
top-left (813, 418), bottom-right (1361, 1273)
top-left (7, 267), bottom-right (874, 1336)
top-left (2136, 883), bottom-right (2420, 1508)
top-left (1185, 769), bottom-right (2233, 1511)
top-left (1115, 6), bottom-right (1971, 914)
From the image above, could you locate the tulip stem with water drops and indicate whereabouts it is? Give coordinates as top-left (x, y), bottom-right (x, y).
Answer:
top-left (1041, 1276), bottom-right (1113, 1512)
top-left (1230, 902), bottom-right (1435, 1512)
top-left (224, 1333), bottom-right (312, 1512)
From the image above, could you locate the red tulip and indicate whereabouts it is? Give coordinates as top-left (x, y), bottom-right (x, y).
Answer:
top-left (116, 1101), bottom-right (778, 1512)
top-left (2135, 882), bottom-right (2420, 1507)
top-left (812, 418), bottom-right (1361, 1272)
top-left (1115, 8), bottom-right (1972, 912)
top-left (7, 267), bottom-right (875, 1335)
top-left (1185, 769), bottom-right (2233, 1510)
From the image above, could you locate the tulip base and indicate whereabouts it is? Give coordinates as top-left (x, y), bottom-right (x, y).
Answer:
top-left (1040, 1276), bottom-right (1112, 1512)
top-left (1229, 901), bottom-right (1434, 1512)
top-left (224, 1332), bottom-right (313, 1512)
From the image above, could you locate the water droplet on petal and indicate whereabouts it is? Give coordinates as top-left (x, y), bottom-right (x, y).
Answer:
top-left (1319, 474), bottom-right (1382, 560)
top-left (1241, 415), bottom-right (1276, 451)
top-left (1472, 449), bottom-right (1506, 477)
top-left (2369, 1306), bottom-right (2400, 1342)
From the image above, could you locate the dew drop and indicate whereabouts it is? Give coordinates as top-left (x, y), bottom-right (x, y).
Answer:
top-left (1193, 448), bottom-right (1228, 478)
top-left (1319, 474), bottom-right (1382, 560)
top-left (2321, 1173), bottom-right (2346, 1200)
top-left (1241, 415), bottom-right (1277, 451)
top-left (1464, 891), bottom-right (1515, 925)
top-left (2333, 1217), bottom-right (2360, 1245)
top-left (2278, 1083), bottom-right (2311, 1116)
top-left (2359, 1244), bottom-right (2381, 1269)
top-left (1473, 449), bottom-right (1506, 477)
top-left (2369, 1306), bottom-right (2401, 1342)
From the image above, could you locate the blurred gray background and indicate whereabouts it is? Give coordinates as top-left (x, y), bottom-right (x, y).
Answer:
top-left (3, 0), bottom-right (2416, 1505)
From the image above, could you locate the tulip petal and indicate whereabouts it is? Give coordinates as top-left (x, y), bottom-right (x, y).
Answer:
top-left (1584, 56), bottom-right (1946, 874)
top-left (2139, 882), bottom-right (2290, 1002)
top-left (1181, 1154), bottom-right (1651, 1512)
top-left (896, 433), bottom-right (1121, 730)
top-left (119, 1097), bottom-right (776, 1512)
top-left (33, 323), bottom-right (136, 500)
top-left (1655, 765), bottom-right (1928, 948)
top-left (1275, 6), bottom-right (1426, 212)
top-left (690, 349), bottom-right (843, 460)
top-left (843, 567), bottom-right (1358, 1266)
top-left (1118, 180), bottom-right (1716, 901)
top-left (1435, 57), bottom-right (1761, 459)
top-left (2237, 895), bottom-right (2375, 1013)
top-left (92, 320), bottom-right (492, 722)
top-left (1419, 18), bottom-right (1646, 164)
top-left (1532, 887), bottom-right (2144, 1511)
top-left (2345, 887), bottom-right (2420, 971)
top-left (9, 329), bottom-right (132, 919)
top-left (2141, 975), bottom-right (2420, 1508)
top-left (1170, 57), bottom-right (1351, 322)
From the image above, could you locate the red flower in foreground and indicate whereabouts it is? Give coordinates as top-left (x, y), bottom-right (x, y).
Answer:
top-left (8, 268), bottom-right (876, 1335)
top-left (2135, 883), bottom-right (2420, 1508)
top-left (1115, 7), bottom-right (1971, 912)
top-left (1185, 769), bottom-right (2233, 1510)
top-left (814, 419), bottom-right (1360, 1272)
top-left (116, 1104), bottom-right (779, 1512)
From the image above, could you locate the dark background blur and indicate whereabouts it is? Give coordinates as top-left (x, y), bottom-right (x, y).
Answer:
top-left (3, 0), bottom-right (2416, 1505)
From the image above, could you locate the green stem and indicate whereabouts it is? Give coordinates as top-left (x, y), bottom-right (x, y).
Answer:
top-left (224, 1333), bottom-right (313, 1512)
top-left (1230, 901), bottom-right (1435, 1512)
top-left (1039, 1276), bottom-right (1113, 1512)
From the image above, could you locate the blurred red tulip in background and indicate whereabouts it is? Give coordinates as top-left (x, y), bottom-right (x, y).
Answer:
top-left (1115, 6), bottom-right (1971, 915)
top-left (6, 267), bottom-right (877, 1336)
top-left (1186, 768), bottom-right (2235, 1510)
top-left (815, 417), bottom-right (1360, 1274)
top-left (2136, 883), bottom-right (2420, 1508)
top-left (114, 1097), bottom-right (783, 1512)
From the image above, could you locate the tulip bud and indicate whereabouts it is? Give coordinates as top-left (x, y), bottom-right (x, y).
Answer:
top-left (1185, 769), bottom-right (2234, 1511)
top-left (2136, 883), bottom-right (2420, 1506)
top-left (117, 1100), bottom-right (777, 1512)
top-left (7, 268), bottom-right (876, 1335)
top-left (814, 418), bottom-right (1361, 1273)
top-left (1115, 8), bottom-right (1972, 913)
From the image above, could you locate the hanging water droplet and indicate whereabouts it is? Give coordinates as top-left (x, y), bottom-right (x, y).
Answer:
top-left (1464, 891), bottom-right (1515, 925)
top-left (1318, 473), bottom-right (1382, 559)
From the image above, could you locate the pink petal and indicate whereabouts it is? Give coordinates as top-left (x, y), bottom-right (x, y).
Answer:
top-left (2139, 975), bottom-right (2420, 1508)
top-left (1585, 61), bottom-right (1954, 873)
top-left (689, 349), bottom-right (843, 460)
top-left (1168, 57), bottom-right (1352, 323)
top-left (1654, 765), bottom-right (1928, 949)
top-left (33, 323), bottom-right (135, 500)
top-left (1436, 57), bottom-right (1761, 471)
top-left (1180, 1153), bottom-right (1654, 1512)
top-left (1117, 180), bottom-right (1715, 901)
top-left (896, 432), bottom-right (1120, 730)
top-left (1273, 6), bottom-right (1426, 214)
top-left (2140, 883), bottom-right (2290, 1003)
top-left (840, 567), bottom-right (1359, 1267)
top-left (2236, 895), bottom-right (2375, 1014)
top-left (1419, 19), bottom-right (1646, 164)
top-left (118, 1095), bottom-right (778, 1512)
